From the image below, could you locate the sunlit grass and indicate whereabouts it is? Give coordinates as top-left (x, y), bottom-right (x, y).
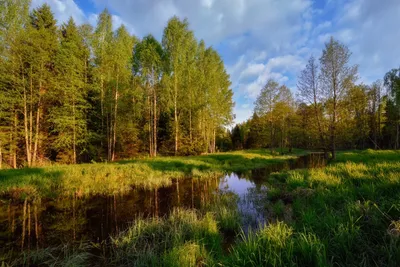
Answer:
top-left (108, 208), bottom-right (221, 266)
top-left (0, 149), bottom-right (302, 199)
top-left (1, 149), bottom-right (399, 266)
top-left (263, 149), bottom-right (400, 266)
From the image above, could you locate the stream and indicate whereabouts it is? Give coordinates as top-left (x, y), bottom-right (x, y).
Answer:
top-left (0, 153), bottom-right (326, 256)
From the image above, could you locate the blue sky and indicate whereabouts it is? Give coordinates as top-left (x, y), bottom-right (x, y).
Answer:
top-left (32, 0), bottom-right (400, 124)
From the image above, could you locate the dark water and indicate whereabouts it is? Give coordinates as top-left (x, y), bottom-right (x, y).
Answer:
top-left (0, 153), bottom-right (326, 255)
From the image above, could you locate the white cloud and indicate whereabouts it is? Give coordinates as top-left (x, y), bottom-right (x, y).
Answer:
top-left (232, 54), bottom-right (303, 100)
top-left (31, 0), bottom-right (86, 24)
top-left (239, 63), bottom-right (265, 80)
top-left (111, 15), bottom-right (136, 34)
top-left (201, 0), bottom-right (215, 9)
top-left (30, 0), bottom-right (400, 125)
top-left (333, 0), bottom-right (400, 82)
top-left (254, 51), bottom-right (267, 62)
top-left (91, 0), bottom-right (312, 46)
top-left (234, 106), bottom-right (253, 124)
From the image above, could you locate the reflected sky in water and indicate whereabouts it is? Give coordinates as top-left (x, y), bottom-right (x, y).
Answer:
top-left (0, 153), bottom-right (326, 258)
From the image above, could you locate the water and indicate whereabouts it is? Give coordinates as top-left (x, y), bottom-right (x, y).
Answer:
top-left (0, 153), bottom-right (326, 256)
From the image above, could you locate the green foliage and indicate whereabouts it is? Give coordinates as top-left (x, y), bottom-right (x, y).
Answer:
top-left (237, 36), bottom-right (399, 153)
top-left (49, 18), bottom-right (89, 163)
top-left (0, 4), bottom-right (235, 167)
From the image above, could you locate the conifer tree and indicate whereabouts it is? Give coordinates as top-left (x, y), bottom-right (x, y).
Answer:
top-left (50, 17), bottom-right (88, 163)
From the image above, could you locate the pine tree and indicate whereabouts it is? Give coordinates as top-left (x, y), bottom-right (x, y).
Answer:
top-left (49, 17), bottom-right (88, 163)
top-left (23, 4), bottom-right (58, 166)
top-left (0, 0), bottom-right (30, 168)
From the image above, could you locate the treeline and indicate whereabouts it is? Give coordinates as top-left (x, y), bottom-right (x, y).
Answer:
top-left (231, 37), bottom-right (400, 158)
top-left (0, 1), bottom-right (234, 167)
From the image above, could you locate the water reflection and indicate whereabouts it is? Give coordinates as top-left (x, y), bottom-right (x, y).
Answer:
top-left (0, 153), bottom-right (325, 258)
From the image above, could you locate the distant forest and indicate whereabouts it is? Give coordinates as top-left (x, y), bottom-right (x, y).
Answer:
top-left (1, 2), bottom-right (399, 168)
top-left (0, 1), bottom-right (234, 167)
top-left (230, 38), bottom-right (400, 159)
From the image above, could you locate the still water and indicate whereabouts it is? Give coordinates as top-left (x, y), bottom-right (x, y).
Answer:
top-left (0, 153), bottom-right (325, 255)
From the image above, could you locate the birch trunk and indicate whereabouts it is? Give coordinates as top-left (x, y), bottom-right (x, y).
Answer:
top-left (33, 105), bottom-right (40, 165)
top-left (23, 69), bottom-right (31, 166)
top-left (148, 94), bottom-right (152, 157)
top-left (72, 98), bottom-right (77, 164)
top-left (174, 74), bottom-right (178, 155)
top-left (13, 111), bottom-right (17, 168)
top-left (112, 75), bottom-right (119, 161)
top-left (153, 86), bottom-right (157, 157)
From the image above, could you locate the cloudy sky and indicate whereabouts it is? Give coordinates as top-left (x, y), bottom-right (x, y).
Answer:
top-left (31, 0), bottom-right (400, 124)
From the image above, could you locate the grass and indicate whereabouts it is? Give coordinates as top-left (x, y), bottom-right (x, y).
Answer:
top-left (0, 149), bottom-right (303, 199)
top-left (1, 149), bottom-right (399, 266)
top-left (226, 222), bottom-right (327, 267)
top-left (107, 208), bottom-right (221, 266)
top-left (4, 243), bottom-right (91, 267)
top-left (253, 149), bottom-right (400, 266)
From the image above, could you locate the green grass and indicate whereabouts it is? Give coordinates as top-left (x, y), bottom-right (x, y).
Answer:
top-left (108, 208), bottom-right (222, 266)
top-left (2, 149), bottom-right (399, 266)
top-left (0, 149), bottom-right (302, 199)
top-left (249, 149), bottom-right (400, 266)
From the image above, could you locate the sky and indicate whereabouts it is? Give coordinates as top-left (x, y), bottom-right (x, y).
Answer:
top-left (31, 0), bottom-right (400, 124)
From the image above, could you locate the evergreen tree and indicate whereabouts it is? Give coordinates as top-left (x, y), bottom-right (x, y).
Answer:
top-left (384, 68), bottom-right (400, 149)
top-left (50, 17), bottom-right (88, 163)
top-left (0, 0), bottom-right (30, 168)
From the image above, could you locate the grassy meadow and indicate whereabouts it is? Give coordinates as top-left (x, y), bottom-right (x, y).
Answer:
top-left (226, 149), bottom-right (400, 266)
top-left (0, 149), bottom-right (301, 199)
top-left (1, 149), bottom-right (400, 266)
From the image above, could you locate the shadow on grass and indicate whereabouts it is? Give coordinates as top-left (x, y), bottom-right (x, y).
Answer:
top-left (116, 151), bottom-right (296, 175)
top-left (0, 168), bottom-right (64, 199)
top-left (335, 149), bottom-right (400, 163)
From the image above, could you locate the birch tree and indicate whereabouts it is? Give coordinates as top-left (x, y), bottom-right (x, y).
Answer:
top-left (133, 35), bottom-right (163, 157)
top-left (109, 25), bottom-right (135, 161)
top-left (162, 17), bottom-right (193, 155)
top-left (298, 56), bottom-right (328, 157)
top-left (319, 37), bottom-right (357, 159)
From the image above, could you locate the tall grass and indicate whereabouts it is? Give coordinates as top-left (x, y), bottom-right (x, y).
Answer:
top-left (105, 150), bottom-right (400, 266)
top-left (0, 149), bottom-right (300, 199)
top-left (1, 149), bottom-right (399, 266)
top-left (257, 150), bottom-right (400, 266)
top-left (108, 208), bottom-right (221, 266)
top-left (226, 222), bottom-right (327, 267)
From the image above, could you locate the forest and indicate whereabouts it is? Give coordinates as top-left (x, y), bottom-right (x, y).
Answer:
top-left (0, 1), bottom-right (400, 267)
top-left (0, 1), bottom-right (234, 168)
top-left (230, 39), bottom-right (400, 159)
top-left (1, 2), bottom-right (400, 169)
